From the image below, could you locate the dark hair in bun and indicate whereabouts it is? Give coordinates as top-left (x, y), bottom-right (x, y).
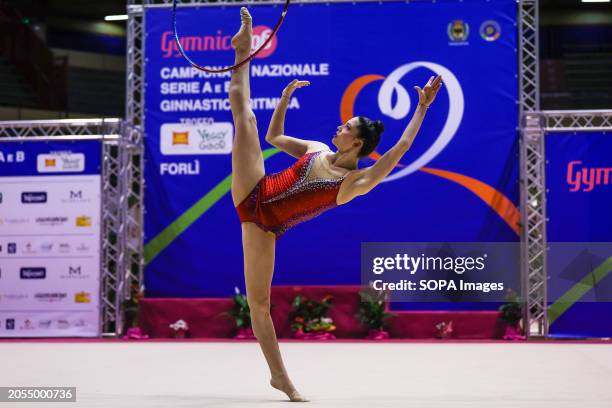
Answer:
top-left (356, 116), bottom-right (384, 158)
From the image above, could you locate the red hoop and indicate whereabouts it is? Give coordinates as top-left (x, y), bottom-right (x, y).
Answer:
top-left (173, 0), bottom-right (291, 73)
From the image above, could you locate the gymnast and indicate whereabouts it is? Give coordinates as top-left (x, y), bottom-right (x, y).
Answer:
top-left (229, 7), bottom-right (443, 402)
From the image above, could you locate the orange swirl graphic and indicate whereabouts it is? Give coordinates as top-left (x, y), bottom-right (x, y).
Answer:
top-left (343, 79), bottom-right (520, 236)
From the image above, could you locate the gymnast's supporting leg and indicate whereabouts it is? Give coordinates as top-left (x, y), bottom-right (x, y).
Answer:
top-left (242, 223), bottom-right (307, 402)
top-left (229, 8), bottom-right (307, 402)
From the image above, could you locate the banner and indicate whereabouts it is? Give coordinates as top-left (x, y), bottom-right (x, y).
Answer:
top-left (545, 132), bottom-right (612, 337)
top-left (143, 0), bottom-right (519, 299)
top-left (0, 141), bottom-right (102, 337)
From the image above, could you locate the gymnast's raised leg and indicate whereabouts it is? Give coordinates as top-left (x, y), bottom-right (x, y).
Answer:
top-left (229, 7), bottom-right (307, 402)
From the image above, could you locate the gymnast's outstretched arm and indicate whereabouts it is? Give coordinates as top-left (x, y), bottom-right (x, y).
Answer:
top-left (342, 75), bottom-right (444, 199)
top-left (265, 79), bottom-right (330, 158)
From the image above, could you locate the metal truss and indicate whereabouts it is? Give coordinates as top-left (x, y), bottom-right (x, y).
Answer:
top-left (0, 118), bottom-right (142, 337)
top-left (541, 111), bottom-right (612, 132)
top-left (520, 112), bottom-right (547, 337)
top-left (517, 0), bottom-right (545, 337)
top-left (0, 118), bottom-right (121, 138)
top-left (521, 110), bottom-right (612, 338)
top-left (518, 0), bottom-right (539, 114)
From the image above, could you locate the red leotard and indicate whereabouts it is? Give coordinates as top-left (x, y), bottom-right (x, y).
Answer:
top-left (235, 150), bottom-right (347, 238)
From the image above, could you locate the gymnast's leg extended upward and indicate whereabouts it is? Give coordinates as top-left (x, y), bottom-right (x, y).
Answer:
top-left (228, 7), bottom-right (308, 403)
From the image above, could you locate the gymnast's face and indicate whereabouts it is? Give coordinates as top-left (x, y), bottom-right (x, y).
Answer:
top-left (332, 117), bottom-right (362, 153)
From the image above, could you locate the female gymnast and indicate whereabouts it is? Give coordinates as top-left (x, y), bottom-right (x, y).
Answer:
top-left (229, 7), bottom-right (443, 402)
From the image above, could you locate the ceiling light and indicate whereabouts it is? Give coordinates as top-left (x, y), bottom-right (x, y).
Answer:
top-left (104, 15), bottom-right (128, 21)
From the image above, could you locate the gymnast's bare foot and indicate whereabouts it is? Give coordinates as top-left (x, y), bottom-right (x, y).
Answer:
top-left (270, 376), bottom-right (309, 402)
top-left (231, 7), bottom-right (252, 54)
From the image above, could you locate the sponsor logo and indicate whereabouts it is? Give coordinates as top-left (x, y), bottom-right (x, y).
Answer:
top-left (6, 318), bottom-right (15, 330)
top-left (21, 191), bottom-right (47, 204)
top-left (0, 293), bottom-right (28, 301)
top-left (76, 215), bottom-right (92, 227)
top-left (75, 243), bottom-right (89, 253)
top-left (172, 131), bottom-right (189, 145)
top-left (69, 266), bottom-right (81, 276)
top-left (448, 20), bottom-right (470, 44)
top-left (251, 25), bottom-right (277, 59)
top-left (161, 30), bottom-right (232, 58)
top-left (39, 242), bottom-right (53, 253)
top-left (34, 292), bottom-right (67, 302)
top-left (59, 243), bottom-right (71, 253)
top-left (0, 150), bottom-right (25, 163)
top-left (160, 25), bottom-right (276, 59)
top-left (8, 243), bottom-right (17, 254)
top-left (38, 319), bottom-right (52, 329)
top-left (20, 319), bottom-right (35, 330)
top-left (20, 267), bottom-right (46, 279)
top-left (567, 161), bottom-right (612, 192)
top-left (57, 319), bottom-right (70, 329)
top-left (22, 242), bottom-right (36, 254)
top-left (74, 291), bottom-right (91, 303)
top-left (0, 217), bottom-right (29, 226)
top-left (37, 152), bottom-right (85, 173)
top-left (160, 123), bottom-right (233, 155)
top-left (73, 319), bottom-right (87, 327)
top-left (35, 216), bottom-right (68, 226)
top-left (61, 266), bottom-right (89, 279)
top-left (61, 190), bottom-right (90, 204)
top-left (480, 20), bottom-right (501, 42)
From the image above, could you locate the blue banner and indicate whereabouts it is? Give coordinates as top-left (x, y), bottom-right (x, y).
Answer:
top-left (545, 132), bottom-right (612, 338)
top-left (143, 0), bottom-right (519, 299)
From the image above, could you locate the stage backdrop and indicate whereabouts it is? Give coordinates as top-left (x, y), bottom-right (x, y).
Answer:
top-left (143, 0), bottom-right (519, 300)
top-left (0, 140), bottom-right (102, 337)
top-left (545, 132), bottom-right (612, 338)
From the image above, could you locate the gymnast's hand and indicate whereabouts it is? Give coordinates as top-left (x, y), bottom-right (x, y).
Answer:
top-left (282, 79), bottom-right (310, 99)
top-left (414, 75), bottom-right (443, 108)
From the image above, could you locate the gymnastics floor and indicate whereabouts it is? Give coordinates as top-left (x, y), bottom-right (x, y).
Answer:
top-left (1, 340), bottom-right (611, 407)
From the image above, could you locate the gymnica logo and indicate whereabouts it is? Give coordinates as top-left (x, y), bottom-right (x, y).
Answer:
top-left (340, 62), bottom-right (465, 182)
top-left (161, 25), bottom-right (277, 59)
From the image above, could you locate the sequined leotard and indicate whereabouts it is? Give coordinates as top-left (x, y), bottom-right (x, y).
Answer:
top-left (235, 150), bottom-right (347, 238)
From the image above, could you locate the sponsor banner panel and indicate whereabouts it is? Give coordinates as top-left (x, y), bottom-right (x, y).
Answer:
top-left (0, 140), bottom-right (101, 337)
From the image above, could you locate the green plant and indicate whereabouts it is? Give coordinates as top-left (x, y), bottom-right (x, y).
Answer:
top-left (357, 289), bottom-right (394, 331)
top-left (228, 287), bottom-right (251, 328)
top-left (289, 295), bottom-right (335, 332)
top-left (122, 283), bottom-right (144, 328)
top-left (498, 288), bottom-right (523, 326)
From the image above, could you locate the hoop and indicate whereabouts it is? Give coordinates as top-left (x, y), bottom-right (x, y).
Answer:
top-left (172, 0), bottom-right (291, 73)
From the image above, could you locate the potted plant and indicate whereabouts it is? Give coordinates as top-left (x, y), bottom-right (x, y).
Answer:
top-left (228, 287), bottom-right (256, 339)
top-left (356, 289), bottom-right (395, 339)
top-left (289, 295), bottom-right (336, 340)
top-left (498, 288), bottom-right (526, 340)
top-left (435, 320), bottom-right (454, 339)
top-left (121, 283), bottom-right (149, 340)
top-left (169, 319), bottom-right (189, 338)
